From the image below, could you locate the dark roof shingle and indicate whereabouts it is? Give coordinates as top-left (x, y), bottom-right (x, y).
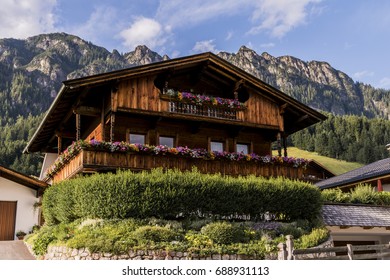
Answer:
top-left (315, 157), bottom-right (390, 189)
top-left (322, 203), bottom-right (390, 227)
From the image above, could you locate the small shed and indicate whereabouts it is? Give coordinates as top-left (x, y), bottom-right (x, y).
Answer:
top-left (316, 158), bottom-right (390, 191)
top-left (0, 165), bottom-right (47, 240)
top-left (322, 203), bottom-right (390, 247)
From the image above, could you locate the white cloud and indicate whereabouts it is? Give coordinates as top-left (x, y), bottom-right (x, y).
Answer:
top-left (119, 17), bottom-right (168, 50)
top-left (225, 31), bottom-right (234, 41)
top-left (156, 0), bottom-right (252, 29)
top-left (192, 40), bottom-right (218, 53)
top-left (354, 70), bottom-right (374, 79)
top-left (72, 6), bottom-right (117, 45)
top-left (260, 42), bottom-right (275, 48)
top-left (249, 0), bottom-right (321, 38)
top-left (379, 77), bottom-right (390, 89)
top-left (0, 0), bottom-right (57, 38)
top-left (155, 0), bottom-right (321, 42)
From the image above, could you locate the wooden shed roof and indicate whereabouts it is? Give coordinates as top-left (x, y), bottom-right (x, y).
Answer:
top-left (24, 52), bottom-right (326, 153)
top-left (0, 165), bottom-right (48, 191)
top-left (322, 203), bottom-right (390, 227)
top-left (316, 157), bottom-right (390, 190)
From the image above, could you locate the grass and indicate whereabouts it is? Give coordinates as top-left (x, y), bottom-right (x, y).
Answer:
top-left (273, 147), bottom-right (363, 175)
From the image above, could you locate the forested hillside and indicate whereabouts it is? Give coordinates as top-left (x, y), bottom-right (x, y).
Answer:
top-left (290, 113), bottom-right (390, 164)
top-left (1, 32), bottom-right (390, 176)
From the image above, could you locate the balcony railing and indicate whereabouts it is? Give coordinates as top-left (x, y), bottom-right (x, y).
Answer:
top-left (44, 141), bottom-right (308, 183)
top-left (168, 101), bottom-right (239, 120)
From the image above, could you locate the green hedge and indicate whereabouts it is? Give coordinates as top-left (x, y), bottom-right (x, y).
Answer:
top-left (42, 168), bottom-right (322, 225)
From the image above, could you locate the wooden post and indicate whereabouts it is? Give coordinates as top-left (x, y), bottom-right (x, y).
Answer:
top-left (110, 113), bottom-right (115, 142)
top-left (286, 235), bottom-right (294, 260)
top-left (283, 135), bottom-right (288, 157)
top-left (278, 243), bottom-right (288, 260)
top-left (377, 179), bottom-right (383, 192)
top-left (76, 113), bottom-right (81, 141)
top-left (57, 136), bottom-right (62, 155)
top-left (277, 132), bottom-right (282, 157)
top-left (347, 244), bottom-right (354, 260)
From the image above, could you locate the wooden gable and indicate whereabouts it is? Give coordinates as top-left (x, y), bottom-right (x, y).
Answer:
top-left (24, 52), bottom-right (326, 154)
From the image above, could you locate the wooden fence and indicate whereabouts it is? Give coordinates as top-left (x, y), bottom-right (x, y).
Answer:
top-left (278, 235), bottom-right (390, 260)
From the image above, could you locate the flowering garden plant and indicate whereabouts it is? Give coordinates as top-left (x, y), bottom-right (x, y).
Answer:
top-left (163, 89), bottom-right (246, 110)
top-left (45, 140), bottom-right (309, 178)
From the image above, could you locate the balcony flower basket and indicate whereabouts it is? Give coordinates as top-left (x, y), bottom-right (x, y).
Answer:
top-left (45, 140), bottom-right (309, 179)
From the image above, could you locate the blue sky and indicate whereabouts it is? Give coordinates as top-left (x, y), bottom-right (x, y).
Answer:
top-left (1, 0), bottom-right (389, 89)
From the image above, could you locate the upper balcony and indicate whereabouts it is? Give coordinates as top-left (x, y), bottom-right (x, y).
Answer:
top-left (44, 140), bottom-right (310, 184)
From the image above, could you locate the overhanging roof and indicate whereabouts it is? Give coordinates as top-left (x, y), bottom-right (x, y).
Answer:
top-left (322, 203), bottom-right (390, 227)
top-left (24, 52), bottom-right (326, 153)
top-left (0, 165), bottom-right (48, 191)
top-left (316, 158), bottom-right (390, 189)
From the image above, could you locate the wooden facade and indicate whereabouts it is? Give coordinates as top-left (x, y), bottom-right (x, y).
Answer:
top-left (24, 52), bottom-right (326, 183)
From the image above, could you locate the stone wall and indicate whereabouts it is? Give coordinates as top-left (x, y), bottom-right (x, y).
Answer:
top-left (42, 245), bottom-right (266, 260)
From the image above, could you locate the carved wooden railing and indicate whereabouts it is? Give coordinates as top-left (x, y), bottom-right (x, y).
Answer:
top-left (168, 101), bottom-right (239, 120)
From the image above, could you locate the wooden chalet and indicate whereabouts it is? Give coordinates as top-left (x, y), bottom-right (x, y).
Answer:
top-left (23, 52), bottom-right (326, 184)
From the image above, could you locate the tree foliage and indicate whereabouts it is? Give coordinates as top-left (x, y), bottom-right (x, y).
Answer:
top-left (290, 112), bottom-right (390, 164)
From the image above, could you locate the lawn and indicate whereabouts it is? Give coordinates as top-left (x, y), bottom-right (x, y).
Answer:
top-left (274, 147), bottom-right (363, 175)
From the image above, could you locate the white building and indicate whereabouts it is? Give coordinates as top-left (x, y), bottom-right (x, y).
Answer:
top-left (0, 165), bottom-right (47, 240)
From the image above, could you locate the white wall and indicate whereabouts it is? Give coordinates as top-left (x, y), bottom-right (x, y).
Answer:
top-left (0, 177), bottom-right (40, 239)
top-left (39, 152), bottom-right (58, 180)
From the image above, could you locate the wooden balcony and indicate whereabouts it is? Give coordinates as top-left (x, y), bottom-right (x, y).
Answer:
top-left (47, 149), bottom-right (305, 183)
top-left (168, 101), bottom-right (240, 120)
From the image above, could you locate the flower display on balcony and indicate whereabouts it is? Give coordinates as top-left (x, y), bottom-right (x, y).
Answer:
top-left (45, 140), bottom-right (309, 179)
top-left (163, 89), bottom-right (246, 110)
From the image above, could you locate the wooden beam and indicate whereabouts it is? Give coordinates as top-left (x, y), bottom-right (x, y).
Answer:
top-left (234, 79), bottom-right (245, 91)
top-left (279, 103), bottom-right (288, 115)
top-left (73, 106), bottom-right (101, 116)
top-left (295, 114), bottom-right (309, 124)
top-left (55, 130), bottom-right (75, 138)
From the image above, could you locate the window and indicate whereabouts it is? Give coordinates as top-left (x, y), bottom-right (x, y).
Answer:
top-left (130, 134), bottom-right (145, 144)
top-left (159, 136), bottom-right (175, 147)
top-left (210, 141), bottom-right (224, 152)
top-left (236, 143), bottom-right (249, 154)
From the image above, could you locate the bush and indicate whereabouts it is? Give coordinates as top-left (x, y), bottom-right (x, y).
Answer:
top-left (200, 222), bottom-right (246, 244)
top-left (295, 227), bottom-right (329, 249)
top-left (350, 184), bottom-right (377, 204)
top-left (131, 226), bottom-right (182, 244)
top-left (321, 188), bottom-right (350, 203)
top-left (42, 168), bottom-right (322, 224)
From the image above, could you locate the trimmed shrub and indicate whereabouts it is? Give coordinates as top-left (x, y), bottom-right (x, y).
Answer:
top-left (200, 222), bottom-right (246, 244)
top-left (132, 226), bottom-right (181, 243)
top-left (42, 168), bottom-right (322, 224)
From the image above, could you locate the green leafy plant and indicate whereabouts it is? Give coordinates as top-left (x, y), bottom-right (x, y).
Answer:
top-left (200, 222), bottom-right (246, 245)
top-left (321, 188), bottom-right (350, 203)
top-left (350, 184), bottom-right (377, 204)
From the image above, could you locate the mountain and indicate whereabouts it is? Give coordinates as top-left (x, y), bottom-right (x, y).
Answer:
top-left (2, 33), bottom-right (390, 121)
top-left (219, 46), bottom-right (390, 118)
top-left (1, 32), bottom-right (390, 175)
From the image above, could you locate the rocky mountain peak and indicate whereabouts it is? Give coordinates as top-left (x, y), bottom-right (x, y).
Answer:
top-left (125, 45), bottom-right (165, 65)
